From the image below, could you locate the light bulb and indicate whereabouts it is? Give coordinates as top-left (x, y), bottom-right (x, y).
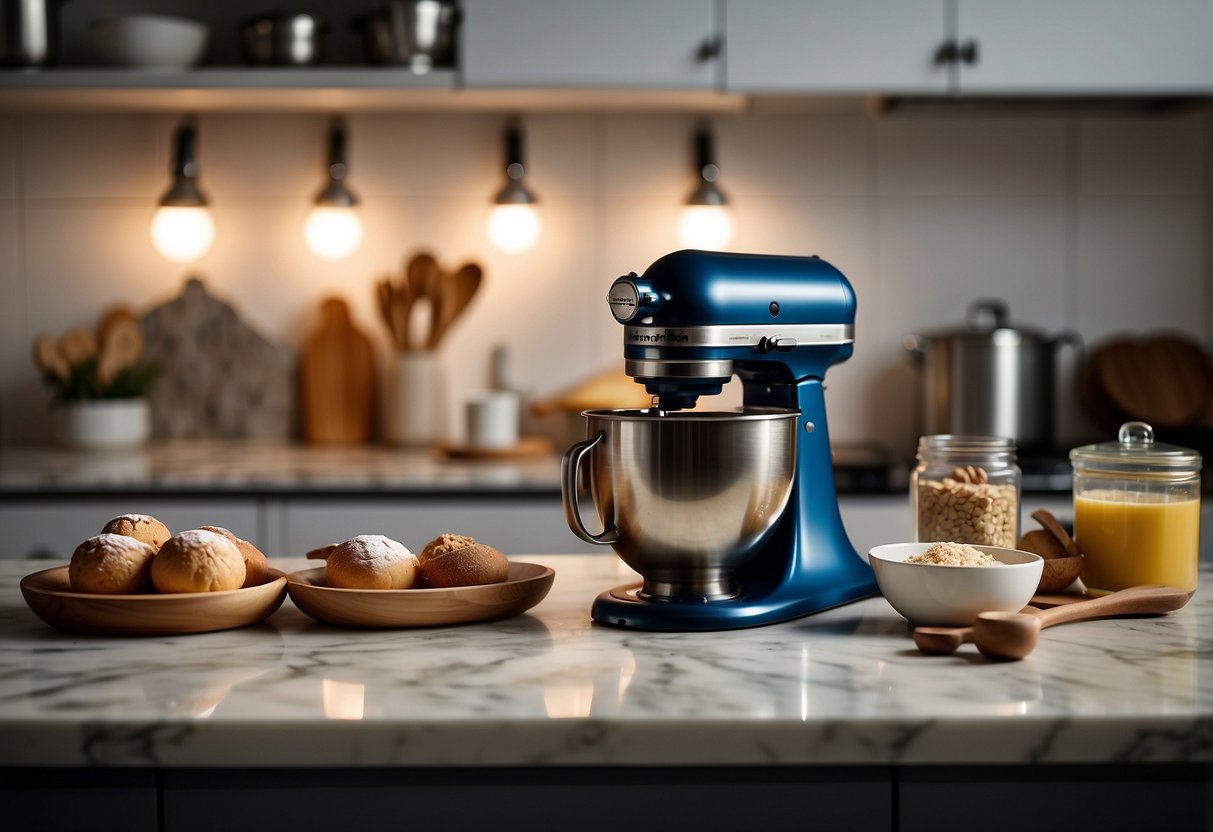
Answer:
top-left (304, 205), bottom-right (363, 261)
top-left (487, 203), bottom-right (541, 255)
top-left (677, 204), bottom-right (733, 250)
top-left (150, 205), bottom-right (215, 264)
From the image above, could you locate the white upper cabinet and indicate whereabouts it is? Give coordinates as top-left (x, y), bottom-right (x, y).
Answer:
top-left (724, 0), bottom-right (1213, 95)
top-left (723, 0), bottom-right (951, 94)
top-left (462, 0), bottom-right (720, 89)
top-left (956, 0), bottom-right (1213, 94)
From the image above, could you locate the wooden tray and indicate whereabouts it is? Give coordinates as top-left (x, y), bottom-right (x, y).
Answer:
top-left (439, 437), bottom-right (554, 460)
top-left (285, 561), bottom-right (555, 628)
top-left (20, 567), bottom-right (288, 636)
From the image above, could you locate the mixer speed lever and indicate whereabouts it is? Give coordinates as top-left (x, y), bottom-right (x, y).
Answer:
top-left (757, 336), bottom-right (797, 353)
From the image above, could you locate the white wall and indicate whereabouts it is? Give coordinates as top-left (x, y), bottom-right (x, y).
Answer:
top-left (0, 107), bottom-right (1208, 457)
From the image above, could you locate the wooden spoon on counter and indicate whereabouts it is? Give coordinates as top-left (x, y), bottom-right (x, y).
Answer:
top-left (913, 585), bottom-right (1190, 660)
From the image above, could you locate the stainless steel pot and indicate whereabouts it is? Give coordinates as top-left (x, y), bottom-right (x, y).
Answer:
top-left (561, 408), bottom-right (797, 600)
top-left (1, 0), bottom-right (67, 66)
top-left (239, 12), bottom-right (327, 66)
top-left (355, 0), bottom-right (456, 71)
top-left (905, 299), bottom-right (1080, 450)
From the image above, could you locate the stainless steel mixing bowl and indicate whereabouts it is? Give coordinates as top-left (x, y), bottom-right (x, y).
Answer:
top-left (562, 408), bottom-right (798, 600)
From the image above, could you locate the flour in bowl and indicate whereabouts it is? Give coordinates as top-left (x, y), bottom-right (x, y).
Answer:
top-left (906, 541), bottom-right (1003, 566)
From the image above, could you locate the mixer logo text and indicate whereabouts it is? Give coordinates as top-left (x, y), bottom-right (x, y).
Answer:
top-left (627, 331), bottom-right (689, 344)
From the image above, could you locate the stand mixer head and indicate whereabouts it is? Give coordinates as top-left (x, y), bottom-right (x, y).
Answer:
top-left (562, 249), bottom-right (878, 630)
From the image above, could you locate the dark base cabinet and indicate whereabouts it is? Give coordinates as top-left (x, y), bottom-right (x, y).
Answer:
top-left (3, 765), bottom-right (1210, 832)
top-left (0, 769), bottom-right (159, 832)
top-left (899, 765), bottom-right (1213, 832)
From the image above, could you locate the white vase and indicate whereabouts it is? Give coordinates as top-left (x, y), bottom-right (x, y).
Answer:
top-left (384, 352), bottom-right (446, 446)
top-left (55, 398), bottom-right (151, 450)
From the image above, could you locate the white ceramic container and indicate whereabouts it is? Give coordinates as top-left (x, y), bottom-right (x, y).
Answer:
top-left (55, 398), bottom-right (151, 450)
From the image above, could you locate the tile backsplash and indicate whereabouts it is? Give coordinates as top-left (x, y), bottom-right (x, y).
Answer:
top-left (1, 107), bottom-right (1209, 458)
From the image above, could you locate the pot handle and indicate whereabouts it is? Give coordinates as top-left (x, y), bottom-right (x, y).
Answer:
top-left (561, 431), bottom-right (620, 546)
top-left (966, 298), bottom-right (1008, 330)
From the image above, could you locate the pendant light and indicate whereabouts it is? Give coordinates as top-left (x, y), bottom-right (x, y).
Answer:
top-left (304, 119), bottom-right (363, 261)
top-left (150, 119), bottom-right (215, 264)
top-left (486, 119), bottom-right (541, 255)
top-left (677, 123), bottom-right (733, 250)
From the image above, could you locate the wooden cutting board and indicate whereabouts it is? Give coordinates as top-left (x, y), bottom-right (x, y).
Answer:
top-left (1088, 334), bottom-right (1213, 430)
top-left (299, 297), bottom-right (377, 444)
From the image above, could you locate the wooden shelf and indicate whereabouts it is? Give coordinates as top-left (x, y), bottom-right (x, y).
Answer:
top-left (0, 68), bottom-right (747, 113)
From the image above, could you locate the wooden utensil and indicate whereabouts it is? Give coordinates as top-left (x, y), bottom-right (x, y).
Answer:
top-left (299, 297), bottom-right (377, 444)
top-left (405, 252), bottom-right (440, 349)
top-left (375, 277), bottom-right (400, 349)
top-left (913, 585), bottom-right (1190, 660)
top-left (1018, 508), bottom-right (1084, 592)
top-left (429, 261), bottom-right (483, 349)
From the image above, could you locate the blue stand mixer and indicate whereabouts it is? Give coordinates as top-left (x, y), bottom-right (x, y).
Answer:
top-left (562, 250), bottom-right (878, 630)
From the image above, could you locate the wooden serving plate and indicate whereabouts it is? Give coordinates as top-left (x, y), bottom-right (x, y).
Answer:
top-left (285, 561), bottom-right (555, 628)
top-left (20, 567), bottom-right (288, 636)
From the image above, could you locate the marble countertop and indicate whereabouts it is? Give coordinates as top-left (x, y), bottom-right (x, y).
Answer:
top-left (1, 555), bottom-right (1209, 768)
top-left (0, 441), bottom-right (564, 496)
top-left (0, 440), bottom-right (912, 497)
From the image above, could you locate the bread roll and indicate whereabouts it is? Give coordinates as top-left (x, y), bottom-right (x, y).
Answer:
top-left (198, 526), bottom-right (270, 587)
top-left (418, 534), bottom-right (509, 588)
top-left (152, 529), bottom-right (246, 593)
top-left (101, 514), bottom-right (172, 550)
top-left (69, 533), bottom-right (158, 594)
top-left (235, 539), bottom-right (271, 587)
top-left (325, 535), bottom-right (417, 590)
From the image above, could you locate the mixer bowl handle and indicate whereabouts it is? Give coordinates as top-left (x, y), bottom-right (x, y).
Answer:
top-left (561, 432), bottom-right (621, 545)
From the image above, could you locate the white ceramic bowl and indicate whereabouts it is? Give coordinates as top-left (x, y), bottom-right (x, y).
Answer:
top-left (869, 542), bottom-right (1044, 627)
top-left (88, 15), bottom-right (209, 69)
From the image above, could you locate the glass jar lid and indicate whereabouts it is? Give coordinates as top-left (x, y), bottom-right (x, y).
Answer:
top-left (1069, 421), bottom-right (1202, 477)
top-left (917, 434), bottom-right (1015, 456)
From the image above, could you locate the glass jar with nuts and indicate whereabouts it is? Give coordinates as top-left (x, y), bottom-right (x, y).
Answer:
top-left (912, 435), bottom-right (1021, 548)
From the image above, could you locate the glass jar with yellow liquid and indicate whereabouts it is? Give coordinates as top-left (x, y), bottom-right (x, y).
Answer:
top-left (1070, 421), bottom-right (1202, 595)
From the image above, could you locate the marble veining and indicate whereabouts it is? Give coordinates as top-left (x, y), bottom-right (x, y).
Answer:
top-left (1, 556), bottom-right (1210, 767)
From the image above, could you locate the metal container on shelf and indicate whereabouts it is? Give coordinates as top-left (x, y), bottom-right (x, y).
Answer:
top-left (905, 299), bottom-right (1080, 451)
top-left (354, 0), bottom-right (457, 71)
top-left (1, 0), bottom-right (67, 67)
top-left (239, 12), bottom-right (328, 66)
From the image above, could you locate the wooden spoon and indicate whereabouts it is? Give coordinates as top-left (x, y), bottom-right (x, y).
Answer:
top-left (406, 253), bottom-right (439, 349)
top-left (913, 585), bottom-right (1190, 660)
top-left (428, 262), bottom-right (482, 349)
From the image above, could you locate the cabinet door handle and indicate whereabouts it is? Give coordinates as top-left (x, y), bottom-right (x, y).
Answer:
top-left (697, 35), bottom-right (723, 62)
top-left (957, 39), bottom-right (979, 65)
top-left (933, 39), bottom-right (979, 66)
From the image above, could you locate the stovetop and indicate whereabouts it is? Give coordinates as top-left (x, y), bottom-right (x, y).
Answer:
top-left (830, 443), bottom-right (1075, 495)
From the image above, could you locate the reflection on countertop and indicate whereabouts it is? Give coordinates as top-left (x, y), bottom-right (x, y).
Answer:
top-left (0, 555), bottom-right (1207, 768)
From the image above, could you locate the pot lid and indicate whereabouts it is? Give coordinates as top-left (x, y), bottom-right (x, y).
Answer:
top-left (911, 299), bottom-right (1054, 345)
top-left (1069, 421), bottom-right (1202, 476)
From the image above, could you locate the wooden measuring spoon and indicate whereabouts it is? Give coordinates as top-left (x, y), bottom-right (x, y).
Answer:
top-left (913, 585), bottom-right (1190, 660)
